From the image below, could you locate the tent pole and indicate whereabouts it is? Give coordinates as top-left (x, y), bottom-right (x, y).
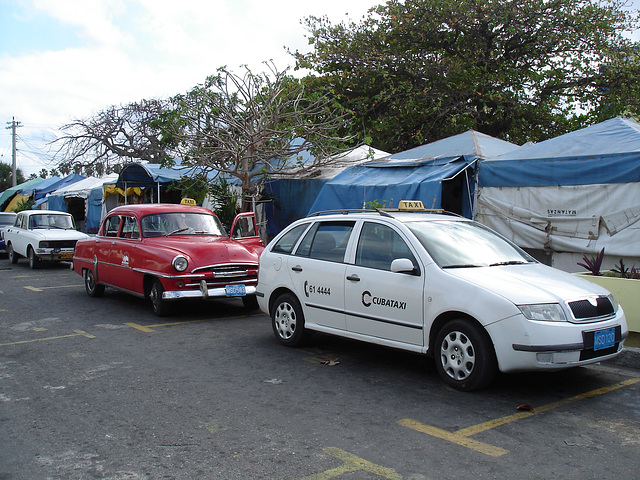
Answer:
top-left (157, 182), bottom-right (160, 203)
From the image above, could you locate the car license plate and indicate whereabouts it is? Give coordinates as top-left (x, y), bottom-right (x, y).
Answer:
top-left (225, 284), bottom-right (246, 297)
top-left (593, 327), bottom-right (615, 351)
top-left (61, 252), bottom-right (73, 259)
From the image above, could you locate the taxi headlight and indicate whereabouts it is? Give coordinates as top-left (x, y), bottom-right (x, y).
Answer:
top-left (172, 255), bottom-right (188, 272)
top-left (607, 294), bottom-right (620, 312)
top-left (518, 303), bottom-right (566, 322)
top-left (40, 241), bottom-right (50, 248)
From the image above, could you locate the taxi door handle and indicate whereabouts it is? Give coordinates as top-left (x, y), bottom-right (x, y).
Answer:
top-left (291, 265), bottom-right (303, 272)
top-left (346, 274), bottom-right (360, 282)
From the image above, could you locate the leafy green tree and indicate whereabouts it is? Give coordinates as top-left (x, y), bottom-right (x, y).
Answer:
top-left (12, 197), bottom-right (34, 212)
top-left (0, 162), bottom-right (26, 191)
top-left (294, 0), bottom-right (640, 150)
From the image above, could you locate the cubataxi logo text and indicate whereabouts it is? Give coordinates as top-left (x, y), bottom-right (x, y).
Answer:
top-left (361, 291), bottom-right (407, 310)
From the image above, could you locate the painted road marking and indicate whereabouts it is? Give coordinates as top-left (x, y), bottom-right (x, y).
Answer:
top-left (0, 330), bottom-right (96, 347)
top-left (24, 285), bottom-right (82, 292)
top-left (399, 377), bottom-right (640, 457)
top-left (302, 447), bottom-right (402, 480)
top-left (125, 313), bottom-right (264, 333)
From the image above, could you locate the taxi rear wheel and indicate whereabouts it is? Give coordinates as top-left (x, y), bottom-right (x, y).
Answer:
top-left (435, 319), bottom-right (497, 391)
top-left (84, 268), bottom-right (105, 297)
top-left (149, 278), bottom-right (171, 316)
top-left (271, 293), bottom-right (307, 347)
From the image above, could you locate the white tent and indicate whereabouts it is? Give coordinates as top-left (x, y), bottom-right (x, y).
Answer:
top-left (475, 117), bottom-right (640, 272)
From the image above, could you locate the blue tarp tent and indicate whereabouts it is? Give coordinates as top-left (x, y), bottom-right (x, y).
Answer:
top-left (116, 163), bottom-right (184, 188)
top-left (0, 177), bottom-right (45, 211)
top-left (309, 131), bottom-right (519, 218)
top-left (114, 162), bottom-right (220, 205)
top-left (32, 174), bottom-right (85, 201)
top-left (475, 117), bottom-right (640, 271)
top-left (46, 175), bottom-right (118, 232)
top-left (263, 145), bottom-right (389, 236)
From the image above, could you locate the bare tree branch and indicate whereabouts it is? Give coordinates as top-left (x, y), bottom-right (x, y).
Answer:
top-left (51, 99), bottom-right (171, 175)
top-left (166, 62), bottom-right (355, 207)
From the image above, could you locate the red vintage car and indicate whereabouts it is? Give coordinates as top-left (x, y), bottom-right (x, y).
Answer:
top-left (72, 203), bottom-right (264, 315)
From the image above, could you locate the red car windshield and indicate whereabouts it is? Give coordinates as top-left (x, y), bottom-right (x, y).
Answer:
top-left (140, 212), bottom-right (225, 238)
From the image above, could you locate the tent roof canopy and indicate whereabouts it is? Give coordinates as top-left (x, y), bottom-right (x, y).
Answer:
top-left (0, 177), bottom-right (45, 211)
top-left (379, 130), bottom-right (519, 163)
top-left (491, 117), bottom-right (640, 161)
top-left (116, 163), bottom-right (184, 188)
top-left (479, 117), bottom-right (640, 188)
top-left (50, 174), bottom-right (118, 198)
top-left (308, 130), bottom-right (520, 214)
top-left (30, 174), bottom-right (86, 200)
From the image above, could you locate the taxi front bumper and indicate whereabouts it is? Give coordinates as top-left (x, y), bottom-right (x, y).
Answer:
top-left (162, 283), bottom-right (257, 300)
top-left (488, 308), bottom-right (628, 373)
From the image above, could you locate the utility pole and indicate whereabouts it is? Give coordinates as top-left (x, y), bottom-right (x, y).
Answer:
top-left (5, 117), bottom-right (22, 186)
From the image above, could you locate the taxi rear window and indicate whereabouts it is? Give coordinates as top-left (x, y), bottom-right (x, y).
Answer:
top-left (272, 223), bottom-right (310, 254)
top-left (296, 221), bottom-right (355, 262)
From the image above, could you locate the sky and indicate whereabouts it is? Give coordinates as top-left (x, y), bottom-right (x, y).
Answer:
top-left (0, 0), bottom-right (639, 178)
top-left (0, 0), bottom-right (382, 177)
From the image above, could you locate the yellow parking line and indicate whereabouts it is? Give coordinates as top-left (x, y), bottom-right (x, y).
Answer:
top-left (24, 285), bottom-right (81, 292)
top-left (125, 313), bottom-right (265, 333)
top-left (302, 447), bottom-right (402, 480)
top-left (0, 330), bottom-right (96, 347)
top-left (399, 377), bottom-right (640, 457)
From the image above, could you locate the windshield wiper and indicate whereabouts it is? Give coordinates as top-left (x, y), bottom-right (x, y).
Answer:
top-left (443, 264), bottom-right (485, 269)
top-left (167, 228), bottom-right (189, 236)
top-left (489, 260), bottom-right (529, 266)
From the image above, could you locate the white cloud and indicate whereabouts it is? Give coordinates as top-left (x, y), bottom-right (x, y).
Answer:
top-left (0, 0), bottom-right (379, 174)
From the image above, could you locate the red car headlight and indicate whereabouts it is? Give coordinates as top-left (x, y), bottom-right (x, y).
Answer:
top-left (172, 255), bottom-right (188, 272)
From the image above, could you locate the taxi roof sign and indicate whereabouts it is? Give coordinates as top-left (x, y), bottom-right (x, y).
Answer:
top-left (398, 200), bottom-right (425, 211)
top-left (180, 198), bottom-right (197, 206)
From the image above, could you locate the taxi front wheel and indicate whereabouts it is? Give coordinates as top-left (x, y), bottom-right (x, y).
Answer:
top-left (435, 319), bottom-right (497, 391)
top-left (271, 293), bottom-right (307, 347)
top-left (149, 278), bottom-right (171, 317)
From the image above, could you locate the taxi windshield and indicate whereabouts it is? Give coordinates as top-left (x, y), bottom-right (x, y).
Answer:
top-left (140, 212), bottom-right (225, 238)
top-left (406, 220), bottom-right (534, 268)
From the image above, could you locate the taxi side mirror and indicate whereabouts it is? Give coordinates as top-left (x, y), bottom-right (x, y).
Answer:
top-left (391, 258), bottom-right (417, 274)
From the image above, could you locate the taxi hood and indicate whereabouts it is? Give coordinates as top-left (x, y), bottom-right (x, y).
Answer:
top-left (445, 263), bottom-right (611, 305)
top-left (147, 235), bottom-right (261, 265)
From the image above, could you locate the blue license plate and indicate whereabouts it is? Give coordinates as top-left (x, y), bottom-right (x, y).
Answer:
top-left (593, 327), bottom-right (615, 351)
top-left (225, 284), bottom-right (246, 297)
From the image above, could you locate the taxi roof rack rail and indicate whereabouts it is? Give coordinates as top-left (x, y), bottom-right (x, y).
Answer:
top-left (309, 209), bottom-right (393, 218)
top-left (308, 208), bottom-right (460, 218)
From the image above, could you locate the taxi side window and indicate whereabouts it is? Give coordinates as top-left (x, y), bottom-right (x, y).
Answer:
top-left (104, 216), bottom-right (121, 237)
top-left (119, 216), bottom-right (140, 239)
top-left (356, 222), bottom-right (418, 272)
top-left (272, 223), bottom-right (309, 254)
top-left (297, 221), bottom-right (355, 262)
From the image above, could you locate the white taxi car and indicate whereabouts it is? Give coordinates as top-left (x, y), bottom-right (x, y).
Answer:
top-left (256, 203), bottom-right (628, 391)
